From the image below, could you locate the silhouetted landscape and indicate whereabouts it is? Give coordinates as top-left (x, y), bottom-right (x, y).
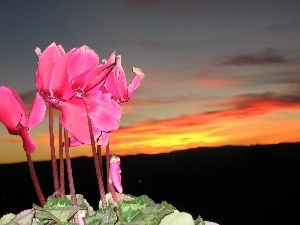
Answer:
top-left (1, 142), bottom-right (300, 225)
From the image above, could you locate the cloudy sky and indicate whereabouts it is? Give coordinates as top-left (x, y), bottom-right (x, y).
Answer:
top-left (1, 0), bottom-right (300, 163)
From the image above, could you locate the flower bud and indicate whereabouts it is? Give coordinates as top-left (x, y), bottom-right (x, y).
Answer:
top-left (110, 154), bottom-right (123, 193)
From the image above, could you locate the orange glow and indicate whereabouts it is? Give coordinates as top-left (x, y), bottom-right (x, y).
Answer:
top-left (1, 98), bottom-right (300, 164)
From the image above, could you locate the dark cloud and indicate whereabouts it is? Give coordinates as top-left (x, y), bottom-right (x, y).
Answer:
top-left (216, 92), bottom-right (300, 116)
top-left (221, 48), bottom-right (287, 66)
top-left (234, 92), bottom-right (300, 107)
top-left (249, 70), bottom-right (300, 87)
top-left (122, 0), bottom-right (217, 16)
top-left (133, 92), bottom-right (300, 132)
top-left (122, 0), bottom-right (163, 9)
top-left (203, 92), bottom-right (300, 119)
top-left (261, 25), bottom-right (287, 32)
top-left (112, 39), bottom-right (172, 52)
top-left (19, 89), bottom-right (37, 106)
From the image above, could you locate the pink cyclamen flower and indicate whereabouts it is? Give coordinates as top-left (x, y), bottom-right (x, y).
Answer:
top-left (0, 86), bottom-right (45, 154)
top-left (35, 43), bottom-right (121, 145)
top-left (110, 154), bottom-right (123, 193)
top-left (35, 43), bottom-right (76, 107)
top-left (104, 55), bottom-right (145, 103)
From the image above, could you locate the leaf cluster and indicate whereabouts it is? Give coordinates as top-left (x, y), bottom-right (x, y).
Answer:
top-left (0, 194), bottom-right (208, 225)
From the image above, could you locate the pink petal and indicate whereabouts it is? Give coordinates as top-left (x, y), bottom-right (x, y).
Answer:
top-left (0, 86), bottom-right (23, 134)
top-left (36, 43), bottom-right (65, 94)
top-left (49, 48), bottom-right (76, 98)
top-left (77, 210), bottom-right (87, 225)
top-left (69, 65), bottom-right (97, 98)
top-left (110, 155), bottom-right (123, 193)
top-left (27, 93), bottom-right (46, 130)
top-left (85, 93), bottom-right (122, 132)
top-left (17, 126), bottom-right (37, 154)
top-left (128, 67), bottom-right (145, 98)
top-left (67, 45), bottom-right (99, 80)
top-left (8, 87), bottom-right (28, 126)
top-left (70, 52), bottom-right (116, 98)
top-left (105, 55), bottom-right (128, 103)
top-left (69, 136), bottom-right (83, 147)
top-left (83, 52), bottom-right (116, 93)
top-left (97, 132), bottom-right (110, 146)
top-left (59, 98), bottom-right (101, 144)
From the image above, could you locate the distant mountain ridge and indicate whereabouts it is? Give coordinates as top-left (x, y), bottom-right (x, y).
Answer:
top-left (1, 142), bottom-right (299, 225)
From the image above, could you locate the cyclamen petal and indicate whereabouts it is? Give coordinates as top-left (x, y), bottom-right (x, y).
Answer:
top-left (83, 52), bottom-right (116, 93)
top-left (85, 93), bottom-right (122, 132)
top-left (128, 67), bottom-right (145, 98)
top-left (17, 126), bottom-right (37, 154)
top-left (97, 132), bottom-right (110, 146)
top-left (0, 86), bottom-right (40, 153)
top-left (70, 51), bottom-right (116, 97)
top-left (49, 48), bottom-right (77, 98)
top-left (27, 93), bottom-right (46, 130)
top-left (9, 87), bottom-right (28, 127)
top-left (36, 43), bottom-right (65, 94)
top-left (77, 210), bottom-right (87, 225)
top-left (105, 56), bottom-right (145, 103)
top-left (59, 97), bottom-right (102, 144)
top-left (105, 55), bottom-right (128, 103)
top-left (0, 87), bottom-right (23, 134)
top-left (110, 155), bottom-right (123, 193)
top-left (67, 45), bottom-right (99, 80)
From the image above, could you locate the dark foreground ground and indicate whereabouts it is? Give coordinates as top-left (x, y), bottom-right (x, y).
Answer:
top-left (1, 142), bottom-right (300, 225)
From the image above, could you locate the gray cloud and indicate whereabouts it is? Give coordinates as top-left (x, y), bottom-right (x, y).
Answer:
top-left (121, 0), bottom-right (217, 17)
top-left (19, 89), bottom-right (37, 106)
top-left (261, 25), bottom-right (287, 32)
top-left (203, 91), bottom-right (300, 119)
top-left (221, 48), bottom-right (287, 66)
top-left (236, 92), bottom-right (300, 105)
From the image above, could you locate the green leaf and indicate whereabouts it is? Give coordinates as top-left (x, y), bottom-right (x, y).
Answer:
top-left (33, 194), bottom-right (95, 224)
top-left (194, 215), bottom-right (205, 225)
top-left (4, 209), bottom-right (35, 225)
top-left (116, 195), bottom-right (174, 225)
top-left (98, 193), bottom-right (135, 210)
top-left (159, 210), bottom-right (194, 225)
top-left (44, 198), bottom-right (72, 208)
top-left (0, 213), bottom-right (15, 225)
top-left (56, 222), bottom-right (77, 225)
top-left (34, 202), bottom-right (79, 223)
top-left (32, 217), bottom-right (50, 225)
top-left (66, 194), bottom-right (94, 216)
top-left (83, 207), bottom-right (117, 225)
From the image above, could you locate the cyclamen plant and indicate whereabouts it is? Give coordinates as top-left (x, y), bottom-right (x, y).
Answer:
top-left (0, 43), bottom-right (218, 225)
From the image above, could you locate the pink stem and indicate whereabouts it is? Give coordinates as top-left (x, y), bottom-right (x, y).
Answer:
top-left (106, 144), bottom-right (110, 192)
top-left (64, 129), bottom-right (78, 224)
top-left (59, 114), bottom-right (65, 197)
top-left (64, 129), bottom-right (77, 206)
top-left (49, 104), bottom-right (60, 196)
top-left (26, 154), bottom-right (46, 207)
top-left (87, 115), bottom-right (107, 208)
top-left (97, 145), bottom-right (103, 178)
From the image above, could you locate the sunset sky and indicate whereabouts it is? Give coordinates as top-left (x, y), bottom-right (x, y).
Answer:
top-left (1, 1), bottom-right (300, 164)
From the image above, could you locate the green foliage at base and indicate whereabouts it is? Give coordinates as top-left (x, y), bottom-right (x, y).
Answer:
top-left (0, 194), bottom-right (214, 225)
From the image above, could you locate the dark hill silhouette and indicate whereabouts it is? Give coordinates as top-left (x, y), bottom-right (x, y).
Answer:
top-left (1, 142), bottom-right (300, 225)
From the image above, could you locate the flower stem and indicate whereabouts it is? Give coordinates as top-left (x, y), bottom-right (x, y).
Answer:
top-left (49, 104), bottom-right (60, 197)
top-left (87, 115), bottom-right (107, 208)
top-left (97, 145), bottom-right (103, 178)
top-left (59, 113), bottom-right (65, 197)
top-left (26, 154), bottom-right (46, 207)
top-left (64, 128), bottom-right (77, 206)
top-left (106, 144), bottom-right (119, 204)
